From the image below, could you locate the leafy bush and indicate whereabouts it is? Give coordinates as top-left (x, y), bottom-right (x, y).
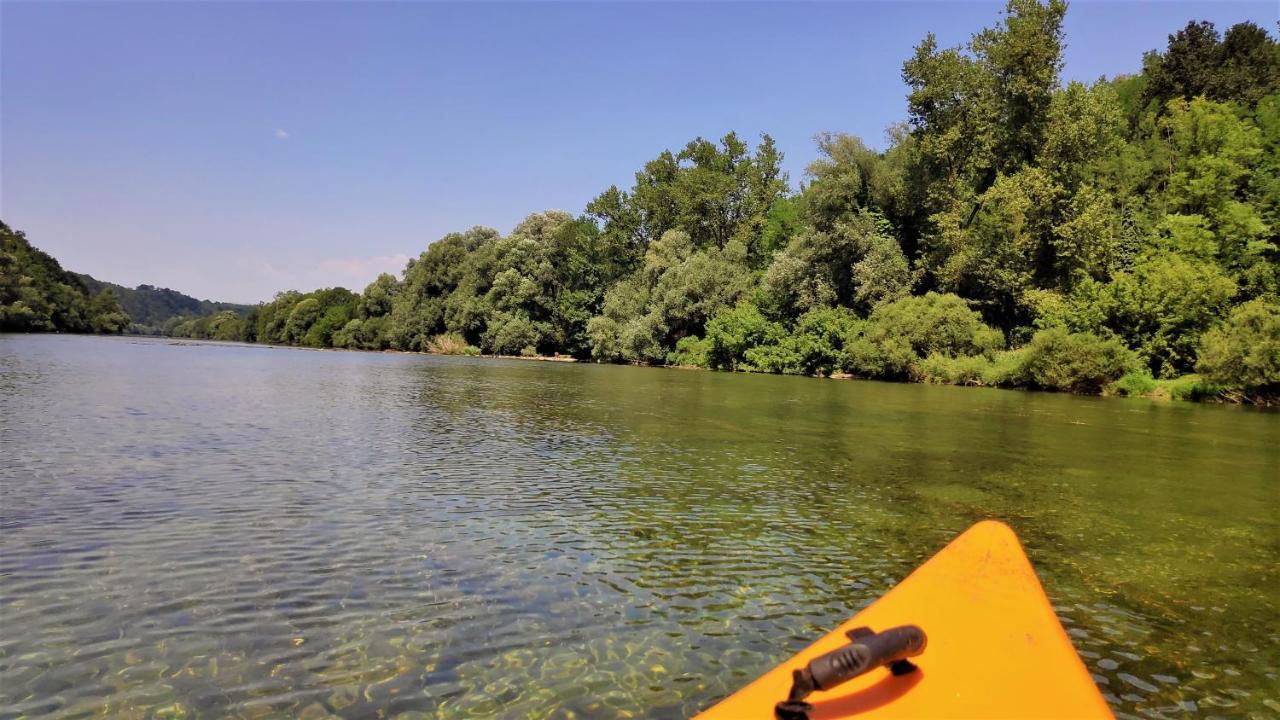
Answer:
top-left (426, 332), bottom-right (469, 355)
top-left (483, 313), bottom-right (544, 355)
top-left (1107, 370), bottom-right (1158, 397)
top-left (912, 353), bottom-right (996, 385)
top-left (705, 304), bottom-right (784, 370)
top-left (332, 319), bottom-right (362, 349)
top-left (1157, 374), bottom-right (1222, 402)
top-left (1102, 254), bottom-right (1236, 377)
top-left (1195, 299), bottom-right (1280, 400)
top-left (1014, 327), bottom-right (1137, 394)
top-left (789, 307), bottom-right (863, 376)
top-left (982, 350), bottom-right (1027, 387)
top-left (1105, 371), bottom-right (1223, 402)
top-left (303, 304), bottom-right (354, 347)
top-left (619, 315), bottom-right (665, 363)
top-left (666, 335), bottom-right (710, 367)
top-left (586, 316), bottom-right (622, 361)
top-left (845, 293), bottom-right (1004, 379)
top-left (1163, 377), bottom-right (1212, 401)
top-left (697, 306), bottom-right (864, 376)
top-left (744, 342), bottom-right (804, 374)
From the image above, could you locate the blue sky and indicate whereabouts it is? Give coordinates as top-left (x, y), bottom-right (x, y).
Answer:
top-left (3, 1), bottom-right (1276, 303)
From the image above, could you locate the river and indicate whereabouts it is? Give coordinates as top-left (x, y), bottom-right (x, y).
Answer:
top-left (0, 334), bottom-right (1276, 719)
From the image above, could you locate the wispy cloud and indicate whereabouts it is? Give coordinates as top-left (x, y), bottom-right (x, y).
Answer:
top-left (274, 128), bottom-right (290, 140)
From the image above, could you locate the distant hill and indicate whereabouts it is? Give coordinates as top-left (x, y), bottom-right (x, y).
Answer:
top-left (74, 273), bottom-right (251, 330)
top-left (1, 221), bottom-right (130, 333)
top-left (2, 218), bottom-right (249, 336)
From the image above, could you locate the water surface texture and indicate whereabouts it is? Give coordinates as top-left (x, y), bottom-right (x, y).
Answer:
top-left (1, 334), bottom-right (1277, 719)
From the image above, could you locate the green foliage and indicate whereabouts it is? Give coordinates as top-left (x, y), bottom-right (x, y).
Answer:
top-left (484, 313), bottom-right (545, 356)
top-left (805, 134), bottom-right (895, 226)
top-left (359, 273), bottom-right (399, 319)
top-left (587, 133), bottom-right (788, 265)
top-left (586, 316), bottom-right (623, 361)
top-left (1195, 299), bottom-right (1280, 400)
top-left (1107, 370), bottom-right (1158, 397)
top-left (1012, 327), bottom-right (1136, 393)
top-left (6, 3), bottom-right (1274, 405)
top-left (743, 342), bottom-right (803, 374)
top-left (704, 304), bottom-right (784, 371)
top-left (846, 293), bottom-right (1004, 379)
top-left (1101, 254), bottom-right (1236, 377)
top-left (1141, 21), bottom-right (1280, 109)
top-left (912, 353), bottom-right (1000, 386)
top-left (703, 305), bottom-right (863, 376)
top-left (762, 210), bottom-right (908, 319)
top-left (87, 290), bottom-right (131, 334)
top-left (786, 307), bottom-right (864, 376)
top-left (241, 286), bottom-right (358, 348)
top-left (425, 332), bottom-right (469, 355)
top-left (0, 221), bottom-right (129, 334)
top-left (666, 335), bottom-right (710, 368)
top-left (75, 273), bottom-right (250, 331)
top-left (1157, 374), bottom-right (1222, 402)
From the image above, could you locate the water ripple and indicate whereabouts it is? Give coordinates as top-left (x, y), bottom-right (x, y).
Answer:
top-left (1, 335), bottom-right (1277, 719)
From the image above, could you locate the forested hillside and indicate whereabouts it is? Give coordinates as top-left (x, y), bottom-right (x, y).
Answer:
top-left (6, 2), bottom-right (1278, 403)
top-left (0, 222), bottom-right (130, 334)
top-left (75, 273), bottom-right (250, 334)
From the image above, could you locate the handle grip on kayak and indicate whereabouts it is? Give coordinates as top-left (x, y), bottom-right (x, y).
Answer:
top-left (775, 625), bottom-right (927, 720)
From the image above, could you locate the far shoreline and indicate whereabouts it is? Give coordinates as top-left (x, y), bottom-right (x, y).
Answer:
top-left (8, 331), bottom-right (1270, 408)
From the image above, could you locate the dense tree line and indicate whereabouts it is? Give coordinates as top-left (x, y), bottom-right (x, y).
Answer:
top-left (0, 220), bottom-right (248, 335)
top-left (1, 221), bottom-right (130, 334)
top-left (75, 273), bottom-right (250, 334)
top-left (6, 4), bottom-right (1278, 403)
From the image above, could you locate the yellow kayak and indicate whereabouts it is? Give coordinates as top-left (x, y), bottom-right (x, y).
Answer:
top-left (696, 521), bottom-right (1112, 719)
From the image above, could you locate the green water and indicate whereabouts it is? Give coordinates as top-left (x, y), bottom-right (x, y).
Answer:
top-left (0, 334), bottom-right (1276, 719)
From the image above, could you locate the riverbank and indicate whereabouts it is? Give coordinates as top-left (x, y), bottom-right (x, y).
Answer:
top-left (14, 330), bottom-right (1269, 406)
top-left (424, 347), bottom-right (1275, 406)
top-left (167, 333), bottom-right (1273, 406)
top-left (669, 361), bottom-right (1266, 406)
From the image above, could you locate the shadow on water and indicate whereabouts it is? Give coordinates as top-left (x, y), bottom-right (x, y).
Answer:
top-left (0, 335), bottom-right (1276, 719)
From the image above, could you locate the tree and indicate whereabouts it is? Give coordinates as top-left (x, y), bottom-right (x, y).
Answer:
top-left (586, 133), bottom-right (788, 266)
top-left (762, 210), bottom-right (909, 320)
top-left (904, 0), bottom-right (1070, 300)
top-left (973, 0), bottom-right (1068, 168)
top-left (1, 220), bottom-right (100, 333)
top-left (1101, 254), bottom-right (1236, 377)
top-left (704, 303), bottom-right (784, 371)
top-left (1014, 327), bottom-right (1136, 393)
top-left (846, 292), bottom-right (1005, 379)
top-left (360, 273), bottom-right (399, 319)
top-left (930, 168), bottom-right (1062, 327)
top-left (1142, 21), bottom-right (1280, 109)
top-left (804, 133), bottom-right (893, 227)
top-left (87, 290), bottom-right (130, 334)
top-left (284, 298), bottom-right (322, 344)
top-left (1196, 299), bottom-right (1280, 400)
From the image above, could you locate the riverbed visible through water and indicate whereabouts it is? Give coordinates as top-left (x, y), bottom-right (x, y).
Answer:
top-left (1, 334), bottom-right (1276, 719)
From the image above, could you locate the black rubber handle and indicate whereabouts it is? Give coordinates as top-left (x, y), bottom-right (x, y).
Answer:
top-left (806, 625), bottom-right (927, 690)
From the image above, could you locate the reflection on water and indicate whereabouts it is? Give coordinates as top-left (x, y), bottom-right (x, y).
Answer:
top-left (0, 334), bottom-right (1276, 719)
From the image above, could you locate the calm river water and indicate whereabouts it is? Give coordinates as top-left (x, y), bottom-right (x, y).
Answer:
top-left (1, 334), bottom-right (1276, 719)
